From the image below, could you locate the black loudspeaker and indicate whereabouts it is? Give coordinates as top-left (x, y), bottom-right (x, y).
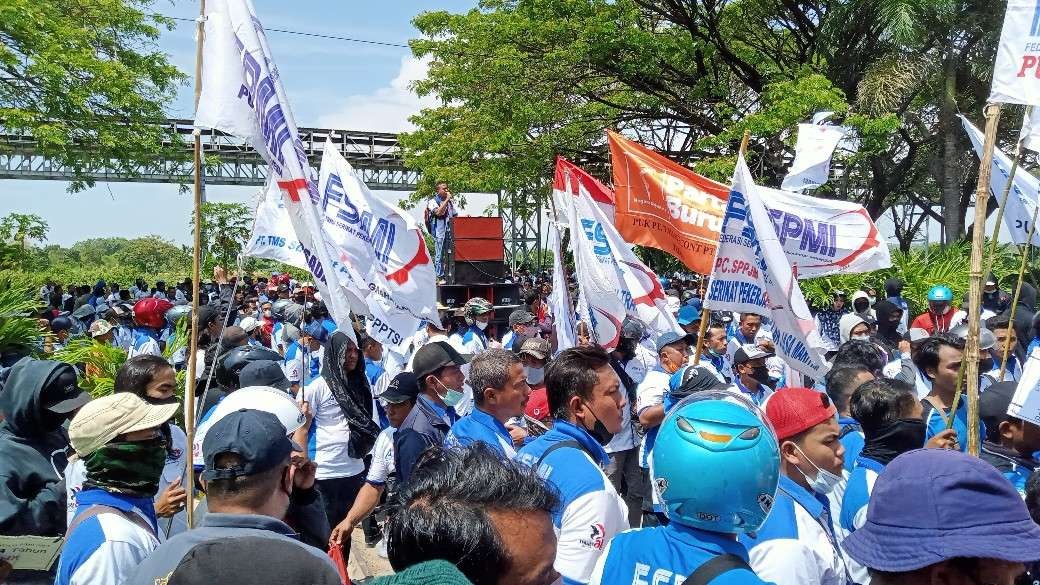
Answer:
top-left (453, 260), bottom-right (507, 284)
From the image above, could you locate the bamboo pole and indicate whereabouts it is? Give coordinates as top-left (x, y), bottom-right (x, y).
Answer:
top-left (998, 204), bottom-right (1039, 380)
top-left (694, 130), bottom-right (750, 366)
top-left (184, 0), bottom-right (207, 529)
top-left (963, 103), bottom-right (1003, 457)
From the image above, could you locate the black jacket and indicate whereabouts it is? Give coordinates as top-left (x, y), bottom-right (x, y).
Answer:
top-left (394, 396), bottom-right (452, 485)
top-left (0, 359), bottom-right (71, 537)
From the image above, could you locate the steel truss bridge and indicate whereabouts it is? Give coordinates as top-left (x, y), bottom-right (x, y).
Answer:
top-left (0, 118), bottom-right (418, 190)
top-left (0, 118), bottom-right (546, 266)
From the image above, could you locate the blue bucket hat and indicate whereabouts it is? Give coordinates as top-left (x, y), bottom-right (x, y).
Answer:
top-left (842, 448), bottom-right (1040, 572)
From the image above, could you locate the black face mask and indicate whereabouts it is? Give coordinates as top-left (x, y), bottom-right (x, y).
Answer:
top-left (854, 300), bottom-right (869, 313)
top-left (979, 357), bottom-right (995, 373)
top-left (751, 365), bottom-right (772, 387)
top-left (143, 394), bottom-right (179, 406)
top-left (859, 418), bottom-right (927, 465)
top-left (581, 402), bottom-right (615, 446)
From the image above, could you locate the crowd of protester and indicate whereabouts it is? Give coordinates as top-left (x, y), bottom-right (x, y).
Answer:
top-left (2, 266), bottom-right (1040, 585)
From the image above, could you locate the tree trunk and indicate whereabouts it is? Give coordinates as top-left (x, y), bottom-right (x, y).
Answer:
top-left (941, 37), bottom-right (963, 243)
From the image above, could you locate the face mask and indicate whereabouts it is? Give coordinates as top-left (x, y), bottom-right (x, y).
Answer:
top-left (143, 394), bottom-right (179, 407)
top-left (868, 296), bottom-right (877, 306)
top-left (854, 301), bottom-right (869, 313)
top-left (264, 310), bottom-right (272, 318)
top-left (581, 401), bottom-right (615, 446)
top-left (525, 366), bottom-right (545, 386)
top-left (83, 437), bottom-right (167, 498)
top-left (852, 334), bottom-right (871, 342)
top-left (475, 320), bottom-right (489, 331)
top-left (751, 365), bottom-right (772, 386)
top-left (979, 357), bottom-right (995, 372)
top-left (792, 444), bottom-right (843, 495)
top-left (524, 325), bottom-right (540, 337)
top-left (860, 418), bottom-right (926, 465)
top-left (433, 377), bottom-right (465, 408)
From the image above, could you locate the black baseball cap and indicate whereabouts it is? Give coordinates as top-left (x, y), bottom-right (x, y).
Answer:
top-left (655, 330), bottom-right (696, 353)
top-left (980, 381), bottom-right (1019, 442)
top-left (238, 360), bottom-right (291, 392)
top-left (412, 341), bottom-right (469, 380)
top-left (201, 409), bottom-right (301, 481)
top-left (381, 372), bottom-right (420, 404)
top-left (42, 364), bottom-right (91, 414)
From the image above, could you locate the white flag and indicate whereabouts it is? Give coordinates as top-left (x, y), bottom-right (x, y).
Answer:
top-left (1008, 346), bottom-right (1040, 423)
top-left (1021, 107), bottom-right (1040, 153)
top-left (705, 154), bottom-right (830, 380)
top-left (567, 177), bottom-right (683, 344)
top-left (962, 115), bottom-right (1040, 246)
top-left (989, 0), bottom-right (1040, 106)
top-left (243, 181), bottom-right (309, 270)
top-left (568, 186), bottom-right (627, 351)
top-left (547, 222), bottom-right (577, 352)
top-left (781, 123), bottom-right (846, 191)
top-left (317, 141), bottom-right (438, 353)
top-left (195, 0), bottom-right (358, 341)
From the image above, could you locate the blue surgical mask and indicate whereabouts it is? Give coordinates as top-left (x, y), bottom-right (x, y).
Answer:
top-left (434, 377), bottom-right (464, 408)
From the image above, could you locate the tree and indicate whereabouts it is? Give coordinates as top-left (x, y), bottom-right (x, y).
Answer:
top-left (0, 0), bottom-right (186, 192)
top-left (115, 236), bottom-right (190, 276)
top-left (0, 213), bottom-right (49, 268)
top-left (190, 202), bottom-right (253, 272)
top-left (402, 0), bottom-right (1004, 247)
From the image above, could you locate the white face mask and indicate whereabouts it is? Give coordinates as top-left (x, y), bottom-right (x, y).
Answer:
top-left (851, 333), bottom-right (870, 341)
top-left (792, 444), bottom-right (843, 494)
top-left (524, 365), bottom-right (545, 386)
top-left (475, 320), bottom-right (489, 331)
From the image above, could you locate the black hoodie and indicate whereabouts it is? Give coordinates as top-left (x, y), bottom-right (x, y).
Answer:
top-left (872, 299), bottom-right (903, 352)
top-left (0, 358), bottom-right (71, 537)
top-left (1012, 282), bottom-right (1037, 356)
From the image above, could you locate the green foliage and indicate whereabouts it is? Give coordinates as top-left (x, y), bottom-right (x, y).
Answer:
top-left (800, 241), bottom-right (1025, 316)
top-left (191, 202), bottom-right (253, 272)
top-left (0, 213), bottom-right (49, 269)
top-left (0, 275), bottom-right (45, 356)
top-left (0, 0), bottom-right (187, 192)
top-left (51, 337), bottom-right (126, 398)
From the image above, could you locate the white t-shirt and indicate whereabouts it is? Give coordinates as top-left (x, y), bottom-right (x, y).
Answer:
top-left (635, 370), bottom-right (669, 465)
top-left (66, 424), bottom-right (188, 540)
top-left (303, 377), bottom-right (365, 480)
top-left (366, 427), bottom-right (396, 485)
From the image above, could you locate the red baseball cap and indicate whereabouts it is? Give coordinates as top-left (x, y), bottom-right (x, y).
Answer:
top-left (765, 387), bottom-right (836, 441)
top-left (525, 387), bottom-right (550, 421)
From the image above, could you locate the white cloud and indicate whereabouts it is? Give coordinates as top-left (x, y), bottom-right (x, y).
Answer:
top-left (317, 55), bottom-right (437, 133)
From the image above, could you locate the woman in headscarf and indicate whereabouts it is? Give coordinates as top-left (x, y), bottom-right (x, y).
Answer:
top-left (303, 330), bottom-right (380, 552)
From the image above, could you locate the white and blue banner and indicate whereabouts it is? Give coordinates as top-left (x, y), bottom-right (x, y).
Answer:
top-left (195, 0), bottom-right (358, 341)
top-left (704, 154), bottom-right (830, 380)
top-left (547, 221), bottom-right (577, 352)
top-left (962, 115), bottom-right (1040, 246)
top-left (563, 167), bottom-right (683, 348)
top-left (243, 180), bottom-right (309, 270)
top-left (990, 0), bottom-right (1040, 106)
top-left (317, 141), bottom-right (438, 353)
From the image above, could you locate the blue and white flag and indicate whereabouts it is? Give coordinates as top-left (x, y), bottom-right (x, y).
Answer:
top-left (195, 0), bottom-right (358, 341)
top-left (547, 222), bottom-right (577, 352)
top-left (704, 154), bottom-right (830, 380)
top-left (243, 180), bottom-right (309, 270)
top-left (317, 140), bottom-right (438, 353)
top-left (962, 115), bottom-right (1040, 246)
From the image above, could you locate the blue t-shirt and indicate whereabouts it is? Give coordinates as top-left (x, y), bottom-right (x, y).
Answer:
top-left (924, 399), bottom-right (985, 453)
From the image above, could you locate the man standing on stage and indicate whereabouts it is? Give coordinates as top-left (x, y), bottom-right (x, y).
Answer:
top-left (426, 181), bottom-right (457, 284)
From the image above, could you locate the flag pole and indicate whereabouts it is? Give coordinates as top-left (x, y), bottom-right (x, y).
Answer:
top-left (985, 106), bottom-right (1032, 279)
top-left (184, 0), bottom-right (207, 529)
top-left (964, 103), bottom-right (1003, 457)
top-left (694, 130), bottom-right (750, 366)
top-left (998, 204), bottom-right (1039, 380)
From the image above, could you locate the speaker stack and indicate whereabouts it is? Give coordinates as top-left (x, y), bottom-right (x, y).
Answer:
top-left (441, 216), bottom-right (520, 338)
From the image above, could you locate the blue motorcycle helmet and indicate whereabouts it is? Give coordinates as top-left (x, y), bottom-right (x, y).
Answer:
top-left (927, 285), bottom-right (953, 302)
top-left (651, 390), bottom-right (780, 534)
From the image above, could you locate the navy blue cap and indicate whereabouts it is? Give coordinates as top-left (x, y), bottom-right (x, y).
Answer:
top-left (381, 372), bottom-right (420, 404)
top-left (201, 409), bottom-right (300, 481)
top-left (842, 448), bottom-right (1040, 571)
top-left (238, 360), bottom-right (291, 392)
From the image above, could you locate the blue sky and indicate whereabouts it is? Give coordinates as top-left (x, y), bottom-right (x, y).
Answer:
top-left (0, 0), bottom-right (492, 246)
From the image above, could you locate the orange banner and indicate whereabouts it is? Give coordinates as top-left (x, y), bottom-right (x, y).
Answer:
top-left (607, 131), bottom-right (728, 274)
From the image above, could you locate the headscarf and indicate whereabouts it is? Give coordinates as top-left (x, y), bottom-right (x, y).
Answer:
top-left (321, 332), bottom-right (379, 458)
